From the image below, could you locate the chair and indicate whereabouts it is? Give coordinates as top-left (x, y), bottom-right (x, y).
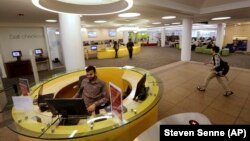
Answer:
top-left (221, 48), bottom-right (230, 56)
top-left (195, 46), bottom-right (206, 53)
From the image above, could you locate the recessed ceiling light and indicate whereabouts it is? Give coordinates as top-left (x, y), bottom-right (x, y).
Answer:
top-left (118, 13), bottom-right (141, 17)
top-left (211, 17), bottom-right (231, 20)
top-left (46, 19), bottom-right (57, 23)
top-left (162, 16), bottom-right (176, 19)
top-left (94, 20), bottom-right (107, 23)
top-left (172, 22), bottom-right (180, 25)
top-left (152, 22), bottom-right (161, 25)
top-left (56, 0), bottom-right (120, 5)
top-left (32, 0), bottom-right (133, 15)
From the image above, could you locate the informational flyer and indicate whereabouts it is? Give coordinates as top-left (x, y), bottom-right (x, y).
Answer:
top-left (109, 82), bottom-right (123, 122)
top-left (12, 96), bottom-right (33, 111)
top-left (18, 78), bottom-right (30, 96)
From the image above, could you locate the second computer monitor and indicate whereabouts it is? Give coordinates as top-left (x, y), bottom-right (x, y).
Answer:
top-left (34, 48), bottom-right (43, 56)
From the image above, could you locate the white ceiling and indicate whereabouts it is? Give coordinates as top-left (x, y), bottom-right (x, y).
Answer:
top-left (0, 0), bottom-right (250, 28)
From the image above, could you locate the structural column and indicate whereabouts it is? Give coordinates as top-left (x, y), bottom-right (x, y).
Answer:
top-left (161, 28), bottom-right (165, 47)
top-left (123, 31), bottom-right (129, 44)
top-left (216, 23), bottom-right (226, 49)
top-left (181, 18), bottom-right (192, 61)
top-left (59, 13), bottom-right (85, 72)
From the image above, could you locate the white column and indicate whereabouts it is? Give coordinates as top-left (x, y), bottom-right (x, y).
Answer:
top-left (29, 50), bottom-right (39, 84)
top-left (131, 32), bottom-right (136, 43)
top-left (0, 76), bottom-right (7, 112)
top-left (148, 32), bottom-right (154, 43)
top-left (181, 18), bottom-right (192, 61)
top-left (161, 28), bottom-right (165, 47)
top-left (123, 31), bottom-right (129, 44)
top-left (0, 54), bottom-right (7, 78)
top-left (59, 13), bottom-right (85, 72)
top-left (247, 39), bottom-right (250, 52)
top-left (216, 23), bottom-right (226, 49)
top-left (43, 27), bottom-right (53, 70)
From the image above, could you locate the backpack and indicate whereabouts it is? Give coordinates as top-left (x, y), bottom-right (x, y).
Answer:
top-left (213, 55), bottom-right (230, 76)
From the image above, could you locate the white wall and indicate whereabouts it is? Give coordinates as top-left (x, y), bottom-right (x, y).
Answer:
top-left (0, 27), bottom-right (47, 62)
top-left (81, 28), bottom-right (123, 41)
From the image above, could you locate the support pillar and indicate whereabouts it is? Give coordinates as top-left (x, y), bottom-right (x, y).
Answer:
top-left (59, 13), bottom-right (85, 72)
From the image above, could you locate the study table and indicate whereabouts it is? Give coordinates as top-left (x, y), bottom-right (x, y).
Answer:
top-left (4, 67), bottom-right (161, 141)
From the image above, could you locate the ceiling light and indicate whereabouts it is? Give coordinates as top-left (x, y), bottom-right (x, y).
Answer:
top-left (32, 0), bottom-right (133, 15)
top-left (118, 13), bottom-right (141, 17)
top-left (172, 22), bottom-right (180, 25)
top-left (94, 20), bottom-right (107, 23)
top-left (162, 16), bottom-right (176, 19)
top-left (211, 17), bottom-right (231, 20)
top-left (46, 19), bottom-right (57, 23)
top-left (56, 0), bottom-right (120, 5)
top-left (117, 26), bottom-right (139, 31)
top-left (152, 22), bottom-right (161, 25)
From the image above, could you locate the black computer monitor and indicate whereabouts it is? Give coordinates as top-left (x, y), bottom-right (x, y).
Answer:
top-left (133, 73), bottom-right (148, 101)
top-left (45, 98), bottom-right (89, 125)
top-left (34, 48), bottom-right (43, 56)
top-left (91, 45), bottom-right (97, 51)
top-left (12, 50), bottom-right (22, 61)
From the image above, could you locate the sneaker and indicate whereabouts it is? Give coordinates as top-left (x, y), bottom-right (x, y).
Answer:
top-left (224, 91), bottom-right (234, 96)
top-left (197, 86), bottom-right (206, 91)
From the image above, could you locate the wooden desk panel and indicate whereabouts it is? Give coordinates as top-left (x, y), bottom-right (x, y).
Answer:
top-left (5, 60), bottom-right (32, 78)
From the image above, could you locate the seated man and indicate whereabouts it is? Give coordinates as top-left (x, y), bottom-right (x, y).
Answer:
top-left (73, 65), bottom-right (109, 114)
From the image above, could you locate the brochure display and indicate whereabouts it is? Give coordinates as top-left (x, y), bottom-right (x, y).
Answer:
top-left (18, 78), bottom-right (30, 96)
top-left (4, 67), bottom-right (161, 141)
top-left (109, 82), bottom-right (123, 122)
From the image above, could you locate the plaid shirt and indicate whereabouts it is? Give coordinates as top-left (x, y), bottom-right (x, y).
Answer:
top-left (75, 78), bottom-right (109, 107)
top-left (212, 53), bottom-right (221, 70)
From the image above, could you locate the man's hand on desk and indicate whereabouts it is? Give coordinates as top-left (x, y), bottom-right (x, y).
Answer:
top-left (87, 104), bottom-right (96, 113)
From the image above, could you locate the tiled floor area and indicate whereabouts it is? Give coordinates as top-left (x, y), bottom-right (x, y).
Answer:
top-left (151, 61), bottom-right (250, 124)
top-left (1, 47), bottom-right (250, 140)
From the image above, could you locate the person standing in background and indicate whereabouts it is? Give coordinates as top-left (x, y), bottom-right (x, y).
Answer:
top-left (126, 38), bottom-right (134, 59)
top-left (113, 41), bottom-right (119, 58)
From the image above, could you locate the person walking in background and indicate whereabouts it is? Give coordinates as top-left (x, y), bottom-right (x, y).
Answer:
top-left (197, 46), bottom-right (234, 96)
top-left (113, 41), bottom-right (119, 58)
top-left (127, 38), bottom-right (134, 59)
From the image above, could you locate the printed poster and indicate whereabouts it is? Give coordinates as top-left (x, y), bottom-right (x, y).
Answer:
top-left (109, 82), bottom-right (123, 122)
top-left (19, 78), bottom-right (30, 96)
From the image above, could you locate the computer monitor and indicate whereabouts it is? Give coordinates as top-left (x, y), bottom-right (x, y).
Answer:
top-left (12, 50), bottom-right (22, 61)
top-left (45, 98), bottom-right (89, 125)
top-left (109, 31), bottom-right (116, 37)
top-left (91, 45), bottom-right (97, 51)
top-left (34, 48), bottom-right (43, 56)
top-left (133, 73), bottom-right (148, 101)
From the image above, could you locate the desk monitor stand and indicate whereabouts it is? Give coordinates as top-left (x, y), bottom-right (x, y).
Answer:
top-left (16, 56), bottom-right (21, 62)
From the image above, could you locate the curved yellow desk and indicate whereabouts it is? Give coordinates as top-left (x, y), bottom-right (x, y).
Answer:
top-left (84, 44), bottom-right (141, 59)
top-left (6, 67), bottom-right (161, 141)
top-left (97, 45), bottom-right (141, 59)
